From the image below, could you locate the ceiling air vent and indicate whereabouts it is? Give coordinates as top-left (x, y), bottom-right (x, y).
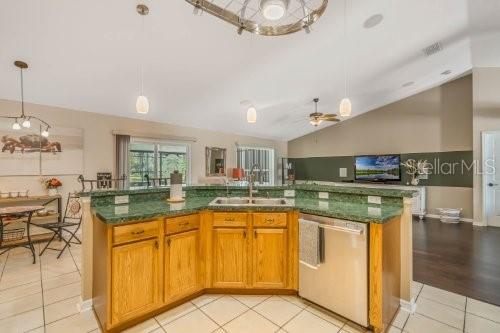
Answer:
top-left (422, 42), bottom-right (443, 57)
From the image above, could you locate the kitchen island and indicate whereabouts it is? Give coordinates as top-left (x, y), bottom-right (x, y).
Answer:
top-left (81, 185), bottom-right (415, 333)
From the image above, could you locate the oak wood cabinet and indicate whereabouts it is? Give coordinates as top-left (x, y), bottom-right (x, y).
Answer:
top-left (164, 230), bottom-right (200, 302)
top-left (252, 228), bottom-right (287, 288)
top-left (110, 238), bottom-right (160, 325)
top-left (212, 228), bottom-right (248, 288)
top-left (93, 211), bottom-right (299, 332)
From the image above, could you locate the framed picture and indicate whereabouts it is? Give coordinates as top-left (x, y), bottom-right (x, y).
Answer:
top-left (41, 126), bottom-right (84, 175)
top-left (0, 119), bottom-right (41, 176)
top-left (0, 121), bottom-right (84, 176)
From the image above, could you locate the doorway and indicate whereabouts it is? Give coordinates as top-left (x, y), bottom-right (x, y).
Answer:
top-left (482, 131), bottom-right (500, 227)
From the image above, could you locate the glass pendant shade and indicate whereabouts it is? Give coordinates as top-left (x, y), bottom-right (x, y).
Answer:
top-left (22, 118), bottom-right (31, 128)
top-left (136, 95), bottom-right (149, 114)
top-left (247, 106), bottom-right (257, 123)
top-left (12, 121), bottom-right (21, 130)
top-left (339, 98), bottom-right (352, 117)
top-left (41, 129), bottom-right (50, 138)
top-left (260, 0), bottom-right (287, 21)
top-left (309, 119), bottom-right (322, 126)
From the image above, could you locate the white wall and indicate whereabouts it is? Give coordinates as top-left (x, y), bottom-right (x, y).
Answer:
top-left (472, 68), bottom-right (500, 225)
top-left (0, 99), bottom-right (287, 200)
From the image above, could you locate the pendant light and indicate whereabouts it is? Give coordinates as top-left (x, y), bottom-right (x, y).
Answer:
top-left (339, 0), bottom-right (352, 117)
top-left (1, 61), bottom-right (51, 136)
top-left (247, 106), bottom-right (257, 123)
top-left (136, 4), bottom-right (149, 114)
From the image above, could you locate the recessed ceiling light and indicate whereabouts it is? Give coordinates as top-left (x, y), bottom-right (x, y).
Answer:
top-left (363, 14), bottom-right (383, 29)
top-left (402, 81), bottom-right (414, 87)
top-left (441, 70), bottom-right (452, 75)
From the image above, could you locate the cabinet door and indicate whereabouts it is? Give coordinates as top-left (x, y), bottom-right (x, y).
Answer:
top-left (165, 230), bottom-right (199, 302)
top-left (252, 229), bottom-right (287, 288)
top-left (111, 238), bottom-right (160, 325)
top-left (212, 228), bottom-right (248, 288)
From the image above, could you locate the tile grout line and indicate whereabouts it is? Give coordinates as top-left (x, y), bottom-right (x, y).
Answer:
top-left (0, 251), bottom-right (10, 283)
top-left (463, 297), bottom-right (467, 333)
top-left (229, 294), bottom-right (271, 309)
top-left (417, 294), bottom-right (466, 312)
top-left (153, 317), bottom-right (167, 332)
top-left (278, 295), bottom-right (348, 330)
top-left (37, 244), bottom-right (47, 333)
top-left (464, 310), bottom-right (500, 325)
top-left (197, 297), bottom-right (251, 329)
top-left (155, 301), bottom-right (201, 328)
top-left (414, 311), bottom-right (466, 331)
top-left (278, 308), bottom-right (305, 331)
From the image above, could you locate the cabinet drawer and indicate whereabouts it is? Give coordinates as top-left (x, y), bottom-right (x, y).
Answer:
top-left (113, 220), bottom-right (159, 245)
top-left (253, 213), bottom-right (287, 228)
top-left (165, 214), bottom-right (200, 235)
top-left (213, 212), bottom-right (247, 227)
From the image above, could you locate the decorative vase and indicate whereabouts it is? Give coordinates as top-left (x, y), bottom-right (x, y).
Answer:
top-left (48, 188), bottom-right (58, 196)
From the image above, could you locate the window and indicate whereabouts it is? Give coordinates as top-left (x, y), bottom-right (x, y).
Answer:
top-left (236, 146), bottom-right (275, 185)
top-left (129, 139), bottom-right (190, 187)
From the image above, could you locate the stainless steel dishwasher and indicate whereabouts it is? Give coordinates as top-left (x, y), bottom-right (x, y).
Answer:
top-left (299, 213), bottom-right (368, 327)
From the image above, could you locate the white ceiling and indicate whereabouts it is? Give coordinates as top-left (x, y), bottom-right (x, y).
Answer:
top-left (0, 0), bottom-right (497, 141)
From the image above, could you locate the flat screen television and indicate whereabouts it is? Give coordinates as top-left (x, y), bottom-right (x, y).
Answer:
top-left (354, 155), bottom-right (401, 182)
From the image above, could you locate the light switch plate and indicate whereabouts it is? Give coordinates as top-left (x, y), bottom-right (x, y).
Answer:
top-left (368, 196), bottom-right (382, 204)
top-left (284, 190), bottom-right (295, 197)
top-left (115, 195), bottom-right (129, 205)
top-left (339, 168), bottom-right (347, 178)
top-left (319, 192), bottom-right (329, 199)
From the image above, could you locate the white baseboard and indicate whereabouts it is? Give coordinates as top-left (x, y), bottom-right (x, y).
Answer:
top-left (424, 213), bottom-right (473, 223)
top-left (78, 298), bottom-right (93, 312)
top-left (400, 297), bottom-right (417, 313)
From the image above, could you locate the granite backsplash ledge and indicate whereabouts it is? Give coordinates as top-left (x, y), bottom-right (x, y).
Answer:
top-left (87, 184), bottom-right (415, 207)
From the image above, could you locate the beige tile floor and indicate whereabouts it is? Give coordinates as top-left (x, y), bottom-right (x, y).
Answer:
top-left (2, 241), bottom-right (500, 333)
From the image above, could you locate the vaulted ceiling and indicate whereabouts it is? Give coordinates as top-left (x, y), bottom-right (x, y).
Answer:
top-left (0, 0), bottom-right (498, 141)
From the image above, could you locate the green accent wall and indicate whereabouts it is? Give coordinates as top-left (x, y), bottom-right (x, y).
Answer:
top-left (289, 150), bottom-right (473, 188)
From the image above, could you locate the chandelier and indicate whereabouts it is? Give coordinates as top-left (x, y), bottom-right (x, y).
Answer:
top-left (1, 61), bottom-right (51, 137)
top-left (186, 0), bottom-right (329, 36)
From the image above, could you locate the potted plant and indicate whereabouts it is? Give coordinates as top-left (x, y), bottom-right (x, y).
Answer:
top-left (41, 177), bottom-right (62, 196)
top-left (401, 159), bottom-right (428, 185)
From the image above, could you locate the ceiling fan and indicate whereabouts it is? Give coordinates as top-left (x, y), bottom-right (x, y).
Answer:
top-left (309, 98), bottom-right (340, 126)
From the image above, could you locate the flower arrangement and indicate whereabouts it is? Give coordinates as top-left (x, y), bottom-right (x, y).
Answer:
top-left (401, 159), bottom-right (428, 185)
top-left (41, 177), bottom-right (62, 189)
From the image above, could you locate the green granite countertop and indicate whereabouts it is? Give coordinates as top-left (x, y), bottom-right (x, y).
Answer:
top-left (93, 196), bottom-right (403, 225)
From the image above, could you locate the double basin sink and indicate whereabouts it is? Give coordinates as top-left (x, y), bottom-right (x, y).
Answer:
top-left (209, 197), bottom-right (291, 207)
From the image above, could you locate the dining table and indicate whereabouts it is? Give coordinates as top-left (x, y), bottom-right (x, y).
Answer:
top-left (0, 205), bottom-right (45, 264)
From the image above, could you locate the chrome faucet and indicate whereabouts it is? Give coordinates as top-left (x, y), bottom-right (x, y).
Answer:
top-left (248, 163), bottom-right (261, 199)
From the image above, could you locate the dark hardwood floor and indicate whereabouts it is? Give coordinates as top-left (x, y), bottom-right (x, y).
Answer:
top-left (413, 217), bottom-right (500, 306)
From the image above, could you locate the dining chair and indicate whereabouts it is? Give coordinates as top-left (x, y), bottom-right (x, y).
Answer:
top-left (38, 193), bottom-right (83, 259)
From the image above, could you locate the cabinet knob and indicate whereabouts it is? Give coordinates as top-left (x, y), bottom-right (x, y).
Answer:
top-left (166, 238), bottom-right (171, 246)
top-left (254, 230), bottom-right (257, 238)
top-left (131, 229), bottom-right (145, 235)
top-left (154, 240), bottom-right (159, 249)
top-left (243, 231), bottom-right (246, 238)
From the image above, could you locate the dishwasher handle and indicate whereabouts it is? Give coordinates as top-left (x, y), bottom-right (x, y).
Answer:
top-left (318, 223), bottom-right (364, 235)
